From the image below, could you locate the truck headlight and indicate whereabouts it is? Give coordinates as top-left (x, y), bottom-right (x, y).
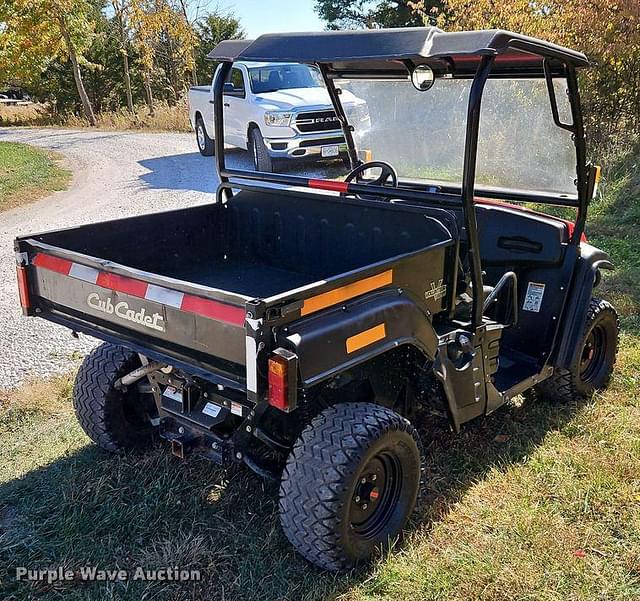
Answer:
top-left (264, 112), bottom-right (292, 127)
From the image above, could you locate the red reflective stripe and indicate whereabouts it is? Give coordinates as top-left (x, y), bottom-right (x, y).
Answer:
top-left (16, 266), bottom-right (31, 309)
top-left (33, 253), bottom-right (72, 275)
top-left (181, 294), bottom-right (245, 326)
top-left (33, 252), bottom-right (245, 325)
top-left (96, 272), bottom-right (148, 298)
top-left (308, 179), bottom-right (349, 193)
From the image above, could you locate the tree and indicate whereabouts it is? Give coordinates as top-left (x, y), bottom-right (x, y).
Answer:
top-left (314, 0), bottom-right (443, 29)
top-left (0, 0), bottom-right (99, 124)
top-left (130, 0), bottom-right (198, 112)
top-left (194, 10), bottom-right (245, 84)
top-left (111, 0), bottom-right (134, 112)
top-left (437, 0), bottom-right (640, 145)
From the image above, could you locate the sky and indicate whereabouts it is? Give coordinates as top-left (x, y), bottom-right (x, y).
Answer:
top-left (205, 0), bottom-right (325, 38)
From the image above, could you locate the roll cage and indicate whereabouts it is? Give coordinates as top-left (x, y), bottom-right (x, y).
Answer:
top-left (207, 27), bottom-right (593, 337)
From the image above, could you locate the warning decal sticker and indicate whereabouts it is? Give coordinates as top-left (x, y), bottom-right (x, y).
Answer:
top-left (523, 282), bottom-right (546, 313)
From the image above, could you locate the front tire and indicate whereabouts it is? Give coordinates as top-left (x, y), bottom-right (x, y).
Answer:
top-left (73, 343), bottom-right (159, 452)
top-left (196, 116), bottom-right (214, 156)
top-left (536, 298), bottom-right (619, 403)
top-left (249, 126), bottom-right (274, 173)
top-left (279, 403), bottom-right (422, 571)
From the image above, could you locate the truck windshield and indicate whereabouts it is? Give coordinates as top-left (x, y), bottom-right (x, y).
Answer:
top-left (338, 77), bottom-right (577, 197)
top-left (248, 64), bottom-right (323, 94)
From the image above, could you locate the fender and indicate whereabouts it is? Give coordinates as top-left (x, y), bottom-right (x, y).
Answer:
top-left (277, 289), bottom-right (439, 388)
top-left (554, 242), bottom-right (614, 369)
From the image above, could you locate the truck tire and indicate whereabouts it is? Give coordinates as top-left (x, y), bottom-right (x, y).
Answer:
top-left (73, 343), bottom-right (159, 452)
top-left (536, 298), bottom-right (619, 403)
top-left (279, 402), bottom-right (422, 571)
top-left (196, 116), bottom-right (214, 156)
top-left (249, 126), bottom-right (274, 173)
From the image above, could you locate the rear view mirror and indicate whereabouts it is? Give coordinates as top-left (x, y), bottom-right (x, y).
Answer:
top-left (411, 65), bottom-right (435, 92)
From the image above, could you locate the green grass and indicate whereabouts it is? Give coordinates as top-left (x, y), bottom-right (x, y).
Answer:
top-left (0, 142), bottom-right (71, 211)
top-left (1, 143), bottom-right (639, 600)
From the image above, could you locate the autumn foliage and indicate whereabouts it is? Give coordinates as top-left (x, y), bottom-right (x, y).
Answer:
top-left (414, 0), bottom-right (640, 145)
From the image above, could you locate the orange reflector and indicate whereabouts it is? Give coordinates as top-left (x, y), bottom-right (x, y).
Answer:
top-left (346, 323), bottom-right (386, 353)
top-left (16, 265), bottom-right (31, 310)
top-left (301, 270), bottom-right (393, 316)
top-left (594, 165), bottom-right (602, 184)
top-left (268, 355), bottom-right (289, 411)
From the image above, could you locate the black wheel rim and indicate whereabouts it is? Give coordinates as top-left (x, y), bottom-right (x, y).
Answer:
top-left (580, 324), bottom-right (607, 382)
top-left (350, 451), bottom-right (403, 539)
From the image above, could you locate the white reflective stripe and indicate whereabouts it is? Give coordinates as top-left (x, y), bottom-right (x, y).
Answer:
top-left (69, 263), bottom-right (100, 284)
top-left (245, 336), bottom-right (258, 393)
top-left (145, 284), bottom-right (184, 308)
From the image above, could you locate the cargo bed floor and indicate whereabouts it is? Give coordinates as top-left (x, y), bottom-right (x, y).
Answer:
top-left (167, 259), bottom-right (315, 298)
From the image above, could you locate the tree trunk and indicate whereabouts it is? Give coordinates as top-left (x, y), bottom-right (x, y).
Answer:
top-left (178, 0), bottom-right (198, 86)
top-left (58, 15), bottom-right (96, 126)
top-left (143, 71), bottom-right (155, 116)
top-left (113, 1), bottom-right (134, 112)
top-left (122, 52), bottom-right (134, 112)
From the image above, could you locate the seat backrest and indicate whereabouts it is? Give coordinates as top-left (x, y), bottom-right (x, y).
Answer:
top-left (475, 204), bottom-right (566, 266)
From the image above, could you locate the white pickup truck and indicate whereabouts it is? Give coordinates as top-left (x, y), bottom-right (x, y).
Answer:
top-left (188, 61), bottom-right (369, 172)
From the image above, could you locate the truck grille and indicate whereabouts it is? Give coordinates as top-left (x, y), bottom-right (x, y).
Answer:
top-left (295, 110), bottom-right (341, 133)
top-left (299, 136), bottom-right (345, 148)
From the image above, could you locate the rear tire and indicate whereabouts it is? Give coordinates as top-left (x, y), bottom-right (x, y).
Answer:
top-left (279, 403), bottom-right (422, 571)
top-left (536, 298), bottom-right (619, 403)
top-left (196, 116), bottom-right (214, 156)
top-left (249, 126), bottom-right (274, 172)
top-left (73, 343), bottom-right (158, 452)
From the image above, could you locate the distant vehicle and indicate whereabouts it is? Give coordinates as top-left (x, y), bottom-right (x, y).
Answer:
top-left (188, 61), bottom-right (369, 172)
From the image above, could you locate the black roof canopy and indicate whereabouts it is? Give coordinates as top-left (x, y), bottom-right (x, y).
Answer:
top-left (207, 27), bottom-right (589, 77)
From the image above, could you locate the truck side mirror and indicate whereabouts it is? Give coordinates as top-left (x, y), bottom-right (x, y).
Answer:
top-left (223, 82), bottom-right (235, 94)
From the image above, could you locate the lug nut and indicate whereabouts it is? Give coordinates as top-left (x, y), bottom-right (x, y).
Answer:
top-left (371, 474), bottom-right (377, 481)
top-left (361, 477), bottom-right (367, 484)
top-left (178, 427), bottom-right (184, 434)
top-left (355, 496), bottom-right (360, 503)
top-left (246, 425), bottom-right (252, 433)
top-left (211, 442), bottom-right (218, 449)
top-left (236, 452), bottom-right (243, 460)
top-left (362, 504), bottom-right (368, 510)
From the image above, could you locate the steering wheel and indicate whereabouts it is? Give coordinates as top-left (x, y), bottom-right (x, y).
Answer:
top-left (344, 161), bottom-right (399, 196)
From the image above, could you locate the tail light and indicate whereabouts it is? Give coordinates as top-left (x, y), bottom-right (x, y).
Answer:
top-left (267, 349), bottom-right (297, 412)
top-left (16, 265), bottom-right (31, 311)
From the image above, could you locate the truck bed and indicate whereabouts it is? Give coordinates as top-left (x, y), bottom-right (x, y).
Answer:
top-left (17, 188), bottom-right (453, 380)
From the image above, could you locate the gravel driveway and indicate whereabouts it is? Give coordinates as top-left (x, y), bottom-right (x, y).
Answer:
top-left (0, 127), bottom-right (333, 389)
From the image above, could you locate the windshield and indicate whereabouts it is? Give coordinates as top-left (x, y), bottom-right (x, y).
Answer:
top-left (248, 64), bottom-right (323, 94)
top-left (337, 77), bottom-right (577, 197)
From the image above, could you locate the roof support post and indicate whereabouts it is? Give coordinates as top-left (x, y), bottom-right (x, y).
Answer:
top-left (318, 65), bottom-right (360, 170)
top-left (213, 61), bottom-right (232, 200)
top-left (462, 54), bottom-right (495, 334)
top-left (566, 66), bottom-right (588, 244)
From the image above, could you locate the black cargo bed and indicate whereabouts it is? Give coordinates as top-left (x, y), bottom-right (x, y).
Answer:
top-left (173, 259), bottom-right (312, 298)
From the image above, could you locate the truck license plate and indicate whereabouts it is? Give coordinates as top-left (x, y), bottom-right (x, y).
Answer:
top-left (322, 145), bottom-right (340, 158)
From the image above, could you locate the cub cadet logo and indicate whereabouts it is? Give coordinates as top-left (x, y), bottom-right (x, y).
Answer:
top-left (424, 279), bottom-right (447, 302)
top-left (87, 293), bottom-right (165, 332)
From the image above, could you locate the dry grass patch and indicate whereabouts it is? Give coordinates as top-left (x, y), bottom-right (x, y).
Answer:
top-left (0, 100), bottom-right (191, 133)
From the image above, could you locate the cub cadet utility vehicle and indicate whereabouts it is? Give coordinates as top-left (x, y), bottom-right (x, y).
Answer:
top-left (15, 27), bottom-right (618, 571)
